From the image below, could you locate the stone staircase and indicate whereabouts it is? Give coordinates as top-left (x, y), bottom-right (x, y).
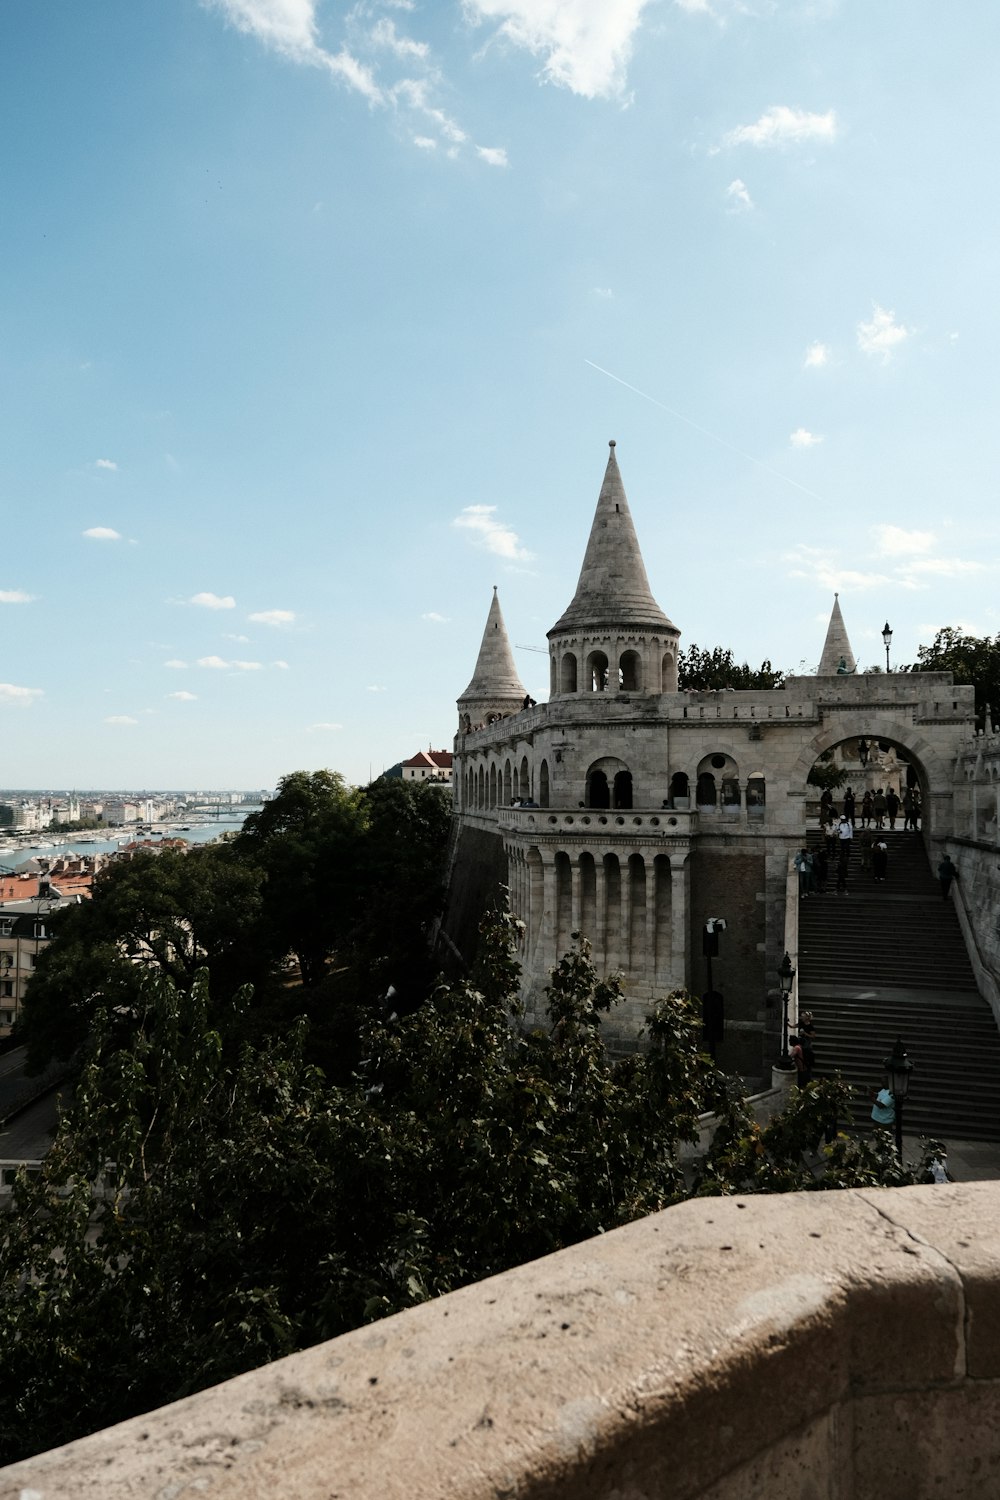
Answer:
top-left (798, 827), bottom-right (1000, 1141)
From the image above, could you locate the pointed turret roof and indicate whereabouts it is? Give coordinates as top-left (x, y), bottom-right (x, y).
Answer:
top-left (459, 587), bottom-right (527, 704)
top-left (548, 442), bottom-right (675, 636)
top-left (817, 594), bottom-right (857, 674)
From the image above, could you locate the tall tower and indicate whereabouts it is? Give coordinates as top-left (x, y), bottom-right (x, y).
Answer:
top-left (816, 594), bottom-right (857, 675)
top-left (547, 442), bottom-right (680, 697)
top-left (457, 587), bottom-right (527, 731)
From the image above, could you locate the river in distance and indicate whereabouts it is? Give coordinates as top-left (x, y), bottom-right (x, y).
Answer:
top-left (0, 814), bottom-right (256, 871)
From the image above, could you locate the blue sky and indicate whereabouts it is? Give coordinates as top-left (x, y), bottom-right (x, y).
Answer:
top-left (3, 1), bottom-right (1000, 788)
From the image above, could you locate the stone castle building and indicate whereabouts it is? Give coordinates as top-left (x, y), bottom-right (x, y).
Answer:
top-left (442, 443), bottom-right (981, 1078)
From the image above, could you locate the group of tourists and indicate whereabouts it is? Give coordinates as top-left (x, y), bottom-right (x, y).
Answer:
top-left (819, 784), bottom-right (922, 833)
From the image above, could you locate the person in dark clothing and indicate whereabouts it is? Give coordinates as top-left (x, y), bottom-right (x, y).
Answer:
top-left (872, 839), bottom-right (889, 882)
top-left (843, 787), bottom-right (856, 825)
top-left (938, 854), bottom-right (958, 900)
top-left (886, 788), bottom-right (900, 829)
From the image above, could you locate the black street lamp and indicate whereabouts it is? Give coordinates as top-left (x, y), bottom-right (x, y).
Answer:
top-left (778, 951), bottom-right (796, 1067)
top-left (883, 1037), bottom-right (913, 1158)
top-left (882, 621), bottom-right (893, 673)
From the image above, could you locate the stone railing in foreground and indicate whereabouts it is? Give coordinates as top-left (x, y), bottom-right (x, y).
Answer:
top-left (4, 1184), bottom-right (1000, 1499)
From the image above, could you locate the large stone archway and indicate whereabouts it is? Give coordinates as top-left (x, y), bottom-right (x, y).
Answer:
top-left (789, 717), bottom-right (948, 838)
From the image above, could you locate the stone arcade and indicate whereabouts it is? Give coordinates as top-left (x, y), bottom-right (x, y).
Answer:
top-left (444, 443), bottom-right (977, 1078)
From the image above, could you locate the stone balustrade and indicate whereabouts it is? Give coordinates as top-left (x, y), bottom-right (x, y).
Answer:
top-left (5, 1182), bottom-right (1000, 1499)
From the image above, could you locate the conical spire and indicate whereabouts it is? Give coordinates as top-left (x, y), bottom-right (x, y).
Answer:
top-left (459, 587), bottom-right (527, 705)
top-left (549, 442), bottom-right (674, 635)
top-left (817, 594), bottom-right (857, 674)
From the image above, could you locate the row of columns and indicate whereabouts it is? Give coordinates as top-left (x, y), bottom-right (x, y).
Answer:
top-left (506, 841), bottom-right (690, 994)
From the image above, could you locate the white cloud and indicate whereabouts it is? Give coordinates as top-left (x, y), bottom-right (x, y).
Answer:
top-left (164, 659), bottom-right (188, 669)
top-left (790, 428), bottom-right (823, 449)
top-left (105, 715), bottom-right (138, 726)
top-left (591, 286), bottom-right (613, 299)
top-left (367, 684), bottom-right (386, 692)
top-left (272, 659), bottom-right (290, 669)
top-left (905, 557), bottom-right (986, 578)
top-left (726, 178), bottom-right (753, 211)
top-left (0, 683), bottom-right (42, 705)
top-left (167, 691), bottom-right (198, 701)
top-left (724, 105), bottom-right (837, 149)
top-left (0, 589), bottom-right (35, 604)
top-left (413, 134), bottom-right (437, 149)
top-left (370, 16), bottom-right (428, 60)
top-left (83, 526), bottom-right (122, 541)
top-left (391, 77), bottom-right (466, 144)
top-left (857, 304), bottom-right (910, 361)
top-left (784, 544), bottom-right (892, 593)
top-left (308, 721), bottom-right (344, 731)
top-left (248, 608), bottom-right (295, 626)
top-left (95, 458), bottom-right (118, 471)
top-left (422, 611), bottom-right (449, 623)
top-left (476, 145), bottom-right (509, 167)
top-left (804, 341), bottom-right (830, 369)
top-left (190, 591), bottom-right (236, 610)
top-left (786, 537), bottom-right (989, 595)
top-left (465, 0), bottom-right (651, 100)
top-left (675, 0), bottom-right (711, 10)
top-left (198, 654), bottom-right (268, 670)
top-left (207, 0), bottom-right (384, 102)
top-left (225, 633), bottom-right (251, 642)
top-left (871, 524), bottom-right (934, 557)
top-left (453, 504), bottom-right (534, 561)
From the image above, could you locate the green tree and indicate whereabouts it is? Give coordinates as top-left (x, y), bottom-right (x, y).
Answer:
top-left (235, 770), bottom-right (368, 987)
top-left (902, 626), bottom-right (1000, 723)
top-left (19, 845), bottom-right (273, 1073)
top-left (0, 916), bottom-right (939, 1467)
top-left (677, 644), bottom-right (785, 691)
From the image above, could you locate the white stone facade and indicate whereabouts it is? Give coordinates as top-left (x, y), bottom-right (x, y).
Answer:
top-left (447, 446), bottom-right (980, 1073)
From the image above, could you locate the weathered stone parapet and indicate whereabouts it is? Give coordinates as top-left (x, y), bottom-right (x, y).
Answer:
top-left (7, 1183), bottom-right (1000, 1500)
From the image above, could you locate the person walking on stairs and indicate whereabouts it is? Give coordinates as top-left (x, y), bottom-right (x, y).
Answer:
top-left (872, 838), bottom-right (889, 882)
top-left (937, 853), bottom-right (958, 900)
top-left (836, 814), bottom-right (852, 893)
top-left (873, 788), bottom-right (887, 829)
top-left (886, 788), bottom-right (900, 829)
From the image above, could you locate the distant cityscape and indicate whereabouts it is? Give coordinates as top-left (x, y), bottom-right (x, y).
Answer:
top-left (0, 790), bottom-right (269, 833)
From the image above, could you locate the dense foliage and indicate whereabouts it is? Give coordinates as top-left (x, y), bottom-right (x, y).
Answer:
top-left (902, 626), bottom-right (1000, 724)
top-left (0, 912), bottom-right (940, 1466)
top-left (677, 644), bottom-right (786, 691)
top-left (19, 772), bottom-right (452, 1081)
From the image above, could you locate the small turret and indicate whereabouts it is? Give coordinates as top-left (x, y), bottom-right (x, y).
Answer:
top-left (817, 594), bottom-right (857, 675)
top-left (457, 587), bottom-right (528, 731)
top-left (547, 442), bottom-right (680, 696)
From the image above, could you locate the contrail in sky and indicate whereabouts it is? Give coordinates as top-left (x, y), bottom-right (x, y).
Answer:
top-left (585, 359), bottom-right (825, 503)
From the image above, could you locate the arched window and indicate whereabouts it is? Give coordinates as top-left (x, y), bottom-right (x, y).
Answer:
top-left (670, 771), bottom-right (689, 807)
top-left (477, 765), bottom-right (486, 808)
top-left (587, 650), bottom-right (609, 692)
top-left (662, 650), bottom-right (677, 693)
top-left (550, 654), bottom-right (557, 697)
top-left (696, 772), bottom-right (717, 807)
top-left (587, 769), bottom-right (610, 808)
top-left (489, 763), bottom-right (497, 808)
top-left (539, 759), bottom-right (550, 808)
top-left (747, 773), bottom-right (765, 817)
top-left (503, 759), bottom-right (512, 805)
top-left (560, 653), bottom-right (578, 693)
top-left (519, 756), bottom-right (530, 801)
top-left (613, 770), bottom-right (633, 809)
top-left (619, 650), bottom-right (642, 692)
